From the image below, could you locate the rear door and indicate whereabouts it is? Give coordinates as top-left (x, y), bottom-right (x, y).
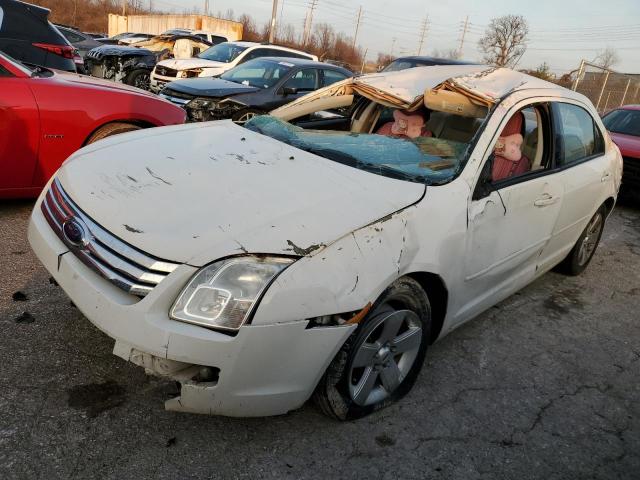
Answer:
top-left (0, 59), bottom-right (40, 192)
top-left (536, 101), bottom-right (610, 271)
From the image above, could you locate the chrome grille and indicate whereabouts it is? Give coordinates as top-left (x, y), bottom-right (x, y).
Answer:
top-left (42, 178), bottom-right (180, 297)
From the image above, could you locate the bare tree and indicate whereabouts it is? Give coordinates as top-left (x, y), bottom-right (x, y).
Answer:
top-left (313, 23), bottom-right (335, 60)
top-left (478, 14), bottom-right (529, 67)
top-left (592, 46), bottom-right (620, 70)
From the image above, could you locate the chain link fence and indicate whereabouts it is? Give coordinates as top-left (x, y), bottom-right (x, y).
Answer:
top-left (557, 60), bottom-right (640, 113)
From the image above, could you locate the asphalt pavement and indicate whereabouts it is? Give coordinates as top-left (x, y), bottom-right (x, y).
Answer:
top-left (0, 199), bottom-right (638, 480)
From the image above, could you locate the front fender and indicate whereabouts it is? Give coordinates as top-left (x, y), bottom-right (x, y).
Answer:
top-left (252, 204), bottom-right (437, 325)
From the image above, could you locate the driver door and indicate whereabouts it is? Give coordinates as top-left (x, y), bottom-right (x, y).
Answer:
top-left (459, 102), bottom-right (564, 320)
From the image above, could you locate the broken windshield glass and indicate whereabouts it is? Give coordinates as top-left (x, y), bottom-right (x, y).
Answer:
top-left (245, 115), bottom-right (477, 185)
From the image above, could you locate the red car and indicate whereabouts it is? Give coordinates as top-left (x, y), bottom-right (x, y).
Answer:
top-left (0, 51), bottom-right (186, 198)
top-left (602, 105), bottom-right (640, 195)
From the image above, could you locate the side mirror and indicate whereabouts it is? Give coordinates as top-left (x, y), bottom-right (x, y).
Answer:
top-left (282, 86), bottom-right (298, 95)
top-left (472, 155), bottom-right (495, 201)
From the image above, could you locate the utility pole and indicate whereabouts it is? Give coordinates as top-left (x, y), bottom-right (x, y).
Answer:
top-left (204, 0), bottom-right (209, 16)
top-left (457, 15), bottom-right (469, 57)
top-left (352, 6), bottom-right (362, 49)
top-left (302, 0), bottom-right (318, 46)
top-left (149, 0), bottom-right (153, 13)
top-left (121, 0), bottom-right (126, 16)
top-left (390, 37), bottom-right (397, 56)
top-left (268, 0), bottom-right (279, 43)
top-left (417, 15), bottom-right (428, 55)
top-left (360, 47), bottom-right (368, 73)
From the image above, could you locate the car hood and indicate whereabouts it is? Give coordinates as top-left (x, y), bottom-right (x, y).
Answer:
top-left (166, 77), bottom-right (260, 97)
top-left (57, 121), bottom-right (424, 266)
top-left (158, 57), bottom-right (228, 71)
top-left (87, 45), bottom-right (153, 58)
top-left (52, 70), bottom-right (157, 97)
top-left (610, 132), bottom-right (640, 158)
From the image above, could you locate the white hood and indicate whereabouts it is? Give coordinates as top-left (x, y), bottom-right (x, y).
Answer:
top-left (156, 57), bottom-right (229, 73)
top-left (58, 121), bottom-right (424, 266)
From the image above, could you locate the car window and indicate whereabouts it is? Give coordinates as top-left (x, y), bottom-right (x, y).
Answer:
top-left (240, 48), bottom-right (268, 63)
top-left (283, 68), bottom-right (318, 91)
top-left (268, 48), bottom-right (311, 60)
top-left (488, 106), bottom-right (549, 183)
top-left (220, 59), bottom-right (293, 89)
top-left (553, 103), bottom-right (605, 166)
top-left (602, 109), bottom-right (640, 137)
top-left (63, 30), bottom-right (85, 43)
top-left (322, 69), bottom-right (348, 87)
top-left (198, 43), bottom-right (249, 63)
top-left (245, 98), bottom-right (488, 185)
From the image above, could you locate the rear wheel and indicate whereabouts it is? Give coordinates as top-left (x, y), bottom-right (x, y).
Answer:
top-left (125, 69), bottom-right (151, 90)
top-left (313, 276), bottom-right (431, 420)
top-left (556, 206), bottom-right (606, 276)
top-left (85, 123), bottom-right (141, 145)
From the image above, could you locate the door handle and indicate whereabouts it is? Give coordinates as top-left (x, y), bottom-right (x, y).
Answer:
top-left (601, 172), bottom-right (611, 182)
top-left (534, 194), bottom-right (558, 207)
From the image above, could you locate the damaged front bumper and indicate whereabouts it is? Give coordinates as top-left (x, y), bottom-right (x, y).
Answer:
top-left (28, 196), bottom-right (355, 417)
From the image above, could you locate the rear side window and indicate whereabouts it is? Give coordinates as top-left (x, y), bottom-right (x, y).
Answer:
top-left (0, 3), bottom-right (63, 43)
top-left (61, 29), bottom-right (84, 43)
top-left (553, 103), bottom-right (605, 166)
top-left (268, 48), bottom-right (312, 60)
top-left (322, 69), bottom-right (348, 87)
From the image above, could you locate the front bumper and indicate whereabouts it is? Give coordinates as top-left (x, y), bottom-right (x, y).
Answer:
top-left (28, 196), bottom-right (355, 416)
top-left (150, 73), bottom-right (176, 93)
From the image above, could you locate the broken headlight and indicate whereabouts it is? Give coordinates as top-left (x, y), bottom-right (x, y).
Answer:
top-left (186, 97), bottom-right (218, 110)
top-left (182, 68), bottom-right (203, 78)
top-left (170, 256), bottom-right (294, 331)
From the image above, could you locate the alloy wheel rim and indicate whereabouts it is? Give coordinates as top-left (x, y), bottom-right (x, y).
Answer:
top-left (578, 213), bottom-right (603, 266)
top-left (348, 307), bottom-right (422, 407)
top-left (135, 73), bottom-right (150, 90)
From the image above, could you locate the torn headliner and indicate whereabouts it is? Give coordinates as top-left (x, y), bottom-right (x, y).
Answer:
top-left (272, 66), bottom-right (565, 115)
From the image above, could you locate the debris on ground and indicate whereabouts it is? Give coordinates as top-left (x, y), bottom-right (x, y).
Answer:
top-left (14, 312), bottom-right (35, 324)
top-left (12, 291), bottom-right (27, 301)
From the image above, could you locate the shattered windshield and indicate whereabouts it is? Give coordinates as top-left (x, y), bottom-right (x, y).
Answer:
top-left (220, 59), bottom-right (292, 89)
top-left (198, 43), bottom-right (248, 63)
top-left (244, 114), bottom-right (482, 185)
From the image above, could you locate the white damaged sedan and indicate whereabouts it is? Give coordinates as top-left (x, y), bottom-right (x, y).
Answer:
top-left (29, 65), bottom-right (622, 420)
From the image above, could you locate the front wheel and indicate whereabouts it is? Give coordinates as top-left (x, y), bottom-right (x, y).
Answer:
top-left (313, 276), bottom-right (431, 420)
top-left (125, 69), bottom-right (151, 90)
top-left (557, 206), bottom-right (606, 276)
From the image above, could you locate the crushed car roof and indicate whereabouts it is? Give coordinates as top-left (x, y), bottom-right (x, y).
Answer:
top-left (273, 65), bottom-right (578, 114)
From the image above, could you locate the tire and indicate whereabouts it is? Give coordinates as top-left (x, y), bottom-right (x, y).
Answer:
top-left (231, 109), bottom-right (263, 125)
top-left (556, 205), bottom-right (606, 276)
top-left (124, 69), bottom-right (151, 90)
top-left (313, 276), bottom-right (431, 420)
top-left (85, 123), bottom-right (142, 145)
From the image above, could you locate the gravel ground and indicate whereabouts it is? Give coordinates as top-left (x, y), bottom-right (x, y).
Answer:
top-left (0, 200), bottom-right (639, 480)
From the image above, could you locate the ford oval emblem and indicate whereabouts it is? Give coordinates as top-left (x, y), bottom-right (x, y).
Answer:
top-left (62, 218), bottom-right (88, 247)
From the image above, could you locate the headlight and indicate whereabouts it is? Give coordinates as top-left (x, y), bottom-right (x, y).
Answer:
top-left (181, 68), bottom-right (203, 78)
top-left (186, 97), bottom-right (217, 110)
top-left (170, 256), bottom-right (294, 331)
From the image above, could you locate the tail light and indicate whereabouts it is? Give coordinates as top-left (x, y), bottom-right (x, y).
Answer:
top-left (32, 42), bottom-right (75, 59)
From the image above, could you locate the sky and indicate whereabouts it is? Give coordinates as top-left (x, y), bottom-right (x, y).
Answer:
top-left (151, 0), bottom-right (640, 74)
